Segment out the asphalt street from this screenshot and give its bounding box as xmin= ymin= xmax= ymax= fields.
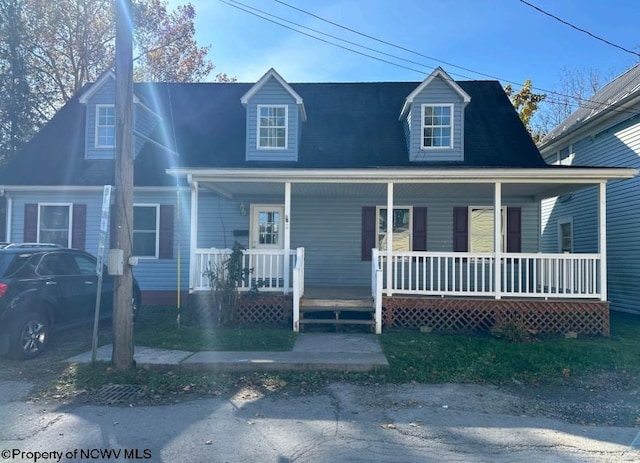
xmin=1 ymin=380 xmax=638 ymax=463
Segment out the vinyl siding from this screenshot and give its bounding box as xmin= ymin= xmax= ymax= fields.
xmin=407 ymin=76 xmax=465 ymax=162
xmin=85 ymin=79 xmax=160 ymax=160
xmin=200 ymin=195 xmax=538 ymax=288
xmin=540 ymin=113 xmax=640 ymax=313
xmin=9 ymin=189 xmax=191 ymax=293
xmin=245 ymin=77 xmax=299 ymax=162
xmin=85 ymin=83 xmax=116 ymax=159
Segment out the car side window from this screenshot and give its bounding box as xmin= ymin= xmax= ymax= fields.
xmin=38 ymin=253 xmax=79 ymax=276
xmin=73 ymin=254 xmax=97 ymax=276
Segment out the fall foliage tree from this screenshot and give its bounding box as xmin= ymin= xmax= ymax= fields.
xmin=0 ymin=0 xmax=231 ymax=159
xmin=504 ymin=79 xmax=546 ymax=142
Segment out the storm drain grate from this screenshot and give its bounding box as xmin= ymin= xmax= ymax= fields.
xmin=94 ymin=384 xmax=144 ymax=404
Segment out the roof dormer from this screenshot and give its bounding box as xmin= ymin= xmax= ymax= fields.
xmin=79 ymin=70 xmax=162 ymax=160
xmin=241 ymin=68 xmax=306 ymax=162
xmin=400 ymin=67 xmax=471 ymax=162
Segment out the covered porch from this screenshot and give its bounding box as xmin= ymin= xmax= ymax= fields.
xmin=169 ymin=167 xmax=635 ymax=335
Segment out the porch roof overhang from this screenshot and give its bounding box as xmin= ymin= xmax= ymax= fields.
xmin=166 ymin=167 xmax=637 ymax=201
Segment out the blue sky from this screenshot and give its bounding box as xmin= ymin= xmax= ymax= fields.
xmin=167 ymin=0 xmax=639 ymax=95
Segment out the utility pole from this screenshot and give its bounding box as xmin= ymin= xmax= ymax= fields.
xmin=112 ymin=0 xmax=134 ymax=370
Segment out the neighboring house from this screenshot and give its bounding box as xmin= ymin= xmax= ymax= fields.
xmin=0 ymin=67 xmax=635 ymax=334
xmin=539 ymin=64 xmax=640 ymax=315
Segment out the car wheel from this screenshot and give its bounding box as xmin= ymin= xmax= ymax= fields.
xmin=9 ymin=312 xmax=50 ymax=360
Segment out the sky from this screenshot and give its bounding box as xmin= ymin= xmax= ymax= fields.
xmin=166 ymin=0 xmax=640 ymax=97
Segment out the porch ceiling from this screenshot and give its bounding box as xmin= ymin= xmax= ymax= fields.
xmin=195 ymin=180 xmax=596 ymax=201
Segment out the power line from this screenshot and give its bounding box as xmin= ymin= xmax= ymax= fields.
xmin=219 ymin=0 xmax=639 ymax=117
xmin=224 ymin=0 xmax=447 ymax=76
xmin=219 ymin=0 xmax=428 ymax=75
xmin=268 ymin=0 xmax=622 ymax=111
xmin=518 ymin=0 xmax=640 ymax=59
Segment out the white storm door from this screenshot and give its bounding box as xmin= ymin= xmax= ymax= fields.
xmin=250 ymin=205 xmax=285 ymax=284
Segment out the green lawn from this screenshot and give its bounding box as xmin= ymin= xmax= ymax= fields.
xmin=51 ymin=306 xmax=640 ymax=398
xmin=133 ymin=305 xmax=640 ymax=385
xmin=134 ymin=305 xmax=298 ymax=352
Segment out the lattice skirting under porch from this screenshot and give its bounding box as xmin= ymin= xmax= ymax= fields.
xmin=382 ymin=297 xmax=610 ymax=336
xmin=234 ymin=294 xmax=293 ymax=324
xmin=186 ymin=292 xmax=292 ymax=326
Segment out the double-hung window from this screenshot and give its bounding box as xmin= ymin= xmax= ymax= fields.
xmin=377 ymin=207 xmax=412 ymax=251
xmin=559 ymin=219 xmax=573 ymax=252
xmin=469 ymin=207 xmax=506 ymax=252
xmin=421 ymin=104 xmax=453 ymax=149
xmin=257 ymin=105 xmax=287 ymax=149
xmin=95 ymin=105 xmax=115 ymax=148
xmin=133 ymin=205 xmax=159 ymax=258
xmin=39 ymin=204 xmax=72 ymax=247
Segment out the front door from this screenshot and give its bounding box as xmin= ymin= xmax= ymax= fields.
xmin=250 ymin=205 xmax=285 ymax=286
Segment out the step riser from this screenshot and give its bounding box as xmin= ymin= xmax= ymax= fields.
xmin=301 ymin=298 xmax=373 ymax=308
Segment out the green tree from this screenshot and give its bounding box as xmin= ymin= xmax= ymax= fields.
xmin=0 ymin=0 xmax=42 ymax=161
xmin=504 ymin=79 xmax=546 ymax=143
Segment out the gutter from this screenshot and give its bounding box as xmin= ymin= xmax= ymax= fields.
xmin=166 ymin=166 xmax=638 ymax=184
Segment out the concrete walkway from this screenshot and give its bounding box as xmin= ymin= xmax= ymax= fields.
xmin=66 ymin=333 xmax=389 ymax=372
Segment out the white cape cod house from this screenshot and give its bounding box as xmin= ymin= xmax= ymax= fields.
xmin=1 ymin=67 xmax=635 ymax=335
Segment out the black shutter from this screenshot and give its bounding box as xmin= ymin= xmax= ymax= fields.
xmin=159 ymin=205 xmax=174 ymax=259
xmin=24 ymin=204 xmax=38 ymax=242
xmin=71 ymin=204 xmax=86 ymax=250
xmin=506 ymin=207 xmax=522 ymax=252
xmin=412 ymin=207 xmax=427 ymax=251
xmin=361 ymin=206 xmax=376 ymax=261
xmin=453 ymin=207 xmax=468 ymax=252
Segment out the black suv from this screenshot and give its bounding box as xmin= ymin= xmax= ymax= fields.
xmin=0 ymin=244 xmax=141 ymax=360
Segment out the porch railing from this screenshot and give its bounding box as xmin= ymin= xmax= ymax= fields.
xmin=192 ymin=248 xmax=298 ymax=293
xmin=378 ymin=251 xmax=601 ymax=299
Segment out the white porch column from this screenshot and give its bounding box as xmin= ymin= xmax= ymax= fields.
xmin=386 ymin=182 xmax=394 ymax=296
xmin=494 ymin=182 xmax=502 ymax=299
xmin=598 ymin=181 xmax=607 ymax=301
xmin=283 ymin=181 xmax=291 ymax=294
xmin=188 ymin=176 xmax=198 ymax=292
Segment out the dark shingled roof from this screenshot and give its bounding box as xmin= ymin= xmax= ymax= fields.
xmin=0 ymin=78 xmax=548 ymax=186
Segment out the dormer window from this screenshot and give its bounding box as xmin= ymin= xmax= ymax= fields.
xmin=421 ymin=104 xmax=453 ymax=149
xmin=95 ymin=104 xmax=115 ymax=148
xmin=258 ymin=105 xmax=288 ymax=149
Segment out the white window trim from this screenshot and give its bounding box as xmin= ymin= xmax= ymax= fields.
xmin=95 ymin=104 xmax=115 ymax=149
xmin=376 ymin=206 xmax=413 ymax=252
xmin=420 ymin=103 xmax=454 ymax=150
xmin=133 ymin=203 xmax=160 ymax=259
xmin=37 ymin=203 xmax=73 ymax=248
xmin=468 ymin=206 xmax=506 ymax=253
xmin=256 ymin=104 xmax=288 ymax=150
xmin=558 ymin=217 xmax=573 ymax=253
